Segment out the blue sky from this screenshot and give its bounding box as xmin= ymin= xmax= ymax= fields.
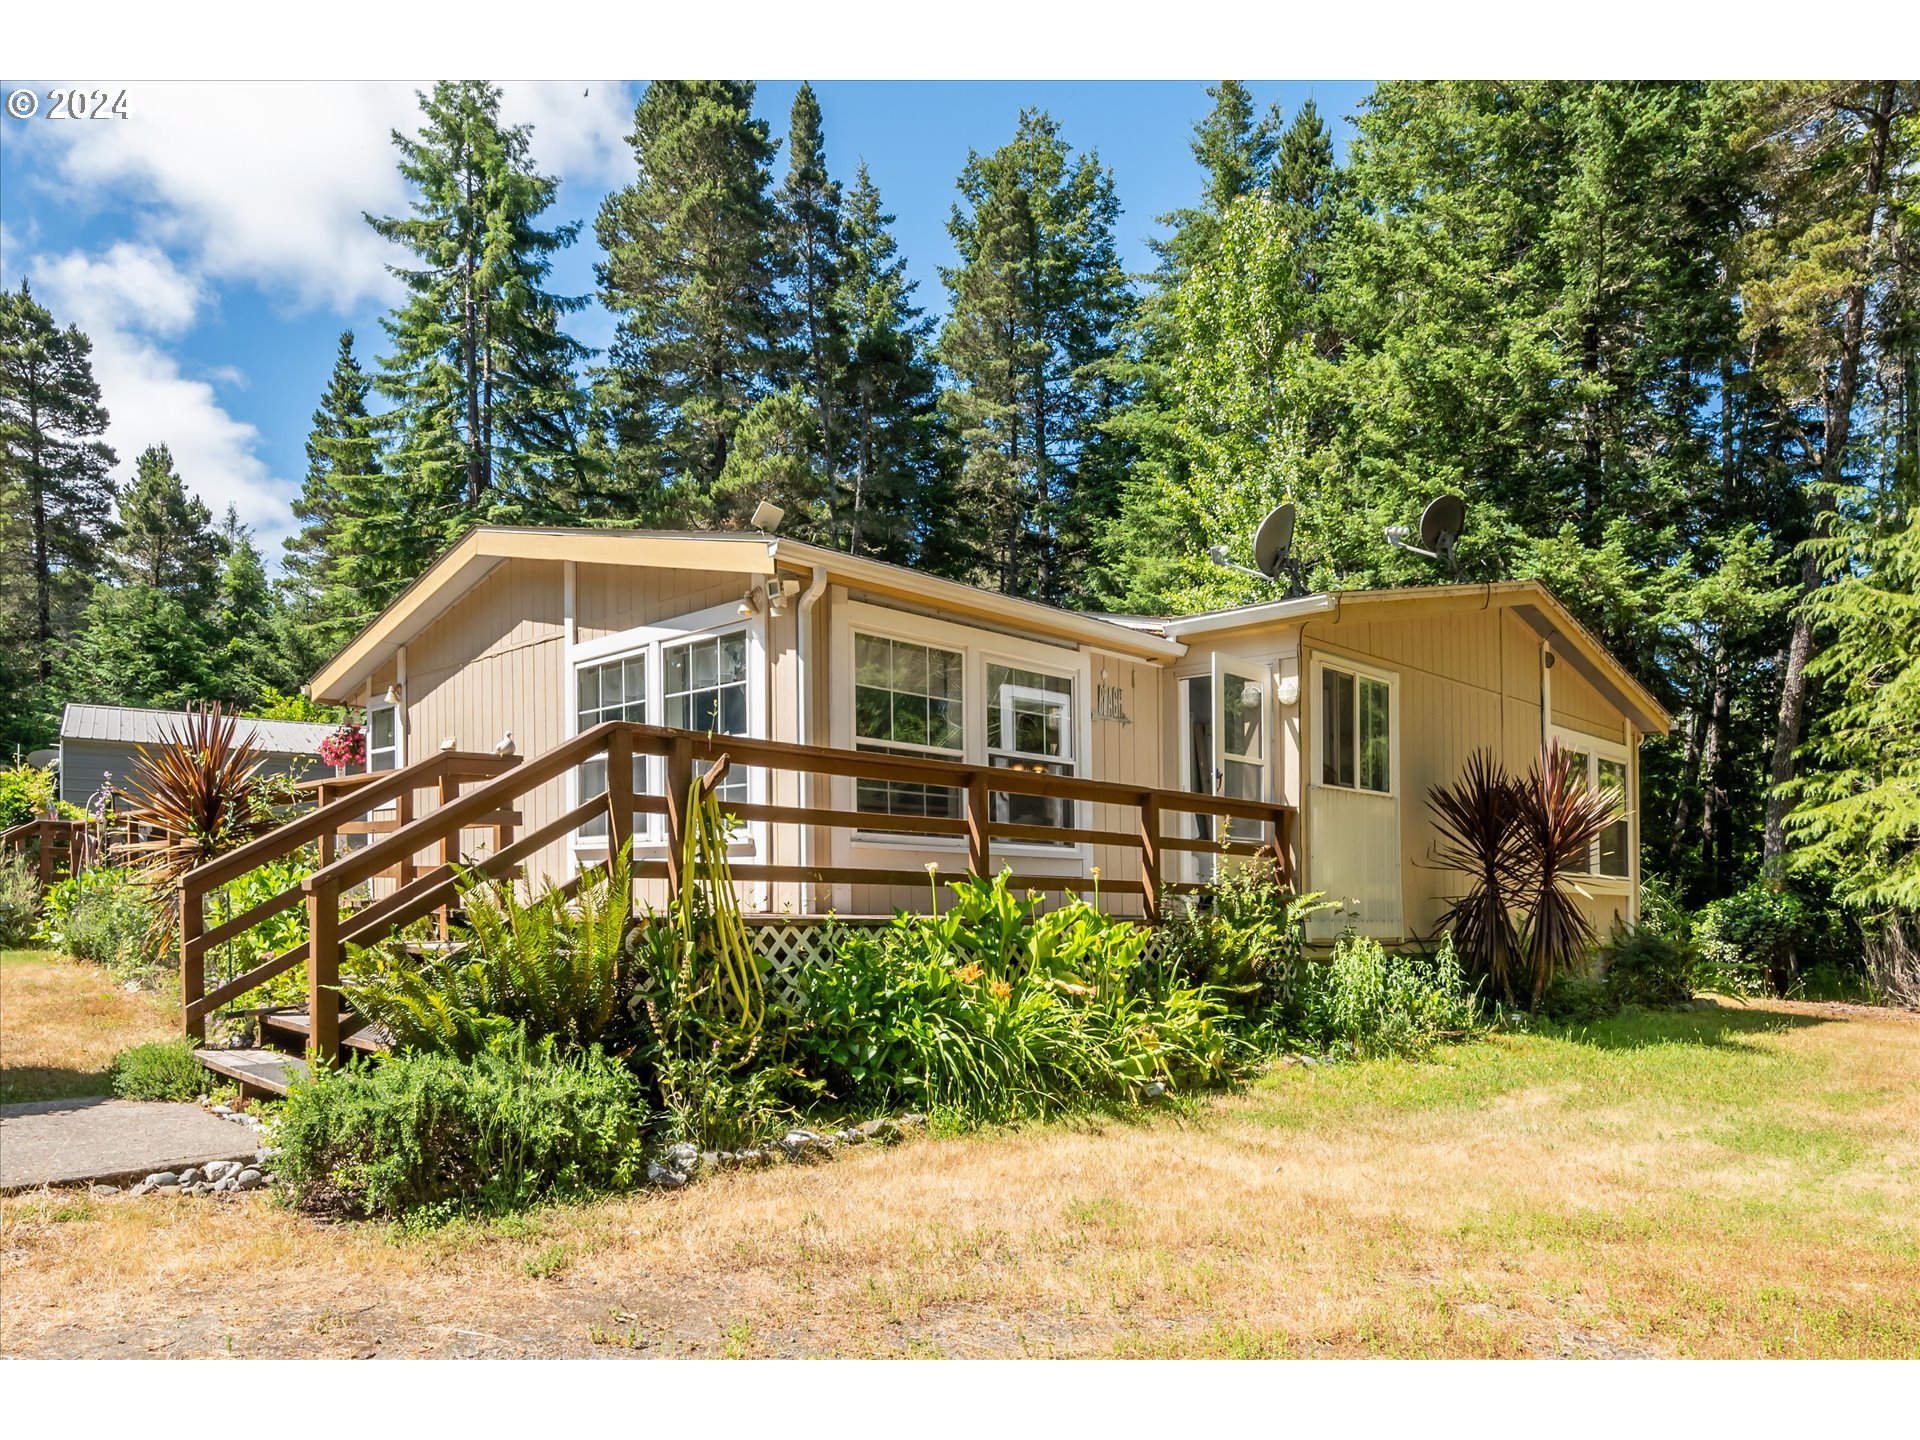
xmin=0 ymin=80 xmax=1372 ymax=562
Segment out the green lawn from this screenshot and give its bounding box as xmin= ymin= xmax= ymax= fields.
xmin=4 ymin=989 xmax=1916 ymax=1357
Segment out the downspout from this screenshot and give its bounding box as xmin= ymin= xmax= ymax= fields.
xmin=795 ymin=564 xmax=830 ymax=912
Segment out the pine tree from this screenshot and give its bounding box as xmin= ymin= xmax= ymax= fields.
xmin=938 ymin=110 xmax=1133 ymax=604
xmin=837 ymin=163 xmax=946 ymax=565
xmin=211 ymin=509 xmax=300 ymax=706
xmin=1741 ymin=81 xmax=1920 ymax=877
xmin=369 ymin=80 xmax=588 ymax=549
xmin=0 ymin=281 xmax=117 ymax=690
xmin=774 ymin=83 xmax=851 ymax=543
xmin=112 ymin=443 xmax=223 ymax=601
xmin=1152 ymin=82 xmax=1278 ymax=283
xmin=596 ymin=81 xmax=785 ymax=523
xmin=281 ymin=331 xmax=403 ymax=650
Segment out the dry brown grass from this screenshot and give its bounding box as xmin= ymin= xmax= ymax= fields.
xmin=0 ymin=950 xmax=174 ymax=1104
xmin=3 ymin=996 xmax=1917 ymax=1358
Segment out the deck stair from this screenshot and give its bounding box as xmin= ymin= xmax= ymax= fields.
xmin=193 ymin=1047 xmax=310 ymax=1099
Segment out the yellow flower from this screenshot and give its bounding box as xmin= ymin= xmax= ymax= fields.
xmin=957 ymin=962 xmax=984 ymax=985
xmin=989 ymin=979 xmax=1011 ymax=1001
xmin=1090 ymin=866 xmax=1102 ymax=880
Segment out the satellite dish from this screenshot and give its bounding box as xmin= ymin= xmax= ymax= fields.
xmin=1419 ymin=494 xmax=1466 ymax=553
xmin=1384 ymin=493 xmax=1467 ymax=576
xmin=1252 ymin=502 xmax=1296 ymax=580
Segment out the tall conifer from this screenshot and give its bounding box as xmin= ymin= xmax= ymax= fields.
xmin=596 ymin=81 xmax=786 ymax=523
xmin=939 ymin=110 xmax=1133 ymax=604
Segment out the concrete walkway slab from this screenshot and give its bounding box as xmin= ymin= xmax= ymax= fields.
xmin=0 ymin=1098 xmax=261 ymax=1191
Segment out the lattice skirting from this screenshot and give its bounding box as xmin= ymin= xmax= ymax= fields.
xmin=745 ymin=918 xmax=1175 ymax=1013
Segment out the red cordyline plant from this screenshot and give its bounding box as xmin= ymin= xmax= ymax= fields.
xmin=1426 ymin=748 xmax=1528 ymax=1006
xmin=122 ymin=704 xmax=279 ymax=906
xmin=1513 ymin=739 xmax=1619 ymax=1011
xmin=1427 ymin=739 xmax=1620 ymax=1012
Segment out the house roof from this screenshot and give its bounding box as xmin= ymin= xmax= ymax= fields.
xmin=59 ymin=704 xmax=337 ymax=755
xmin=1107 ymin=579 xmax=1671 ymax=736
xmin=307 ymin=526 xmax=1185 ymax=702
xmin=305 ymin=527 xmax=1668 ymax=737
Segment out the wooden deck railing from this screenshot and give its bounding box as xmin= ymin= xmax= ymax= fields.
xmin=182 ymin=722 xmax=1295 ymax=1064
xmin=1 ymin=817 xmax=105 ymax=884
xmin=176 ymin=750 xmax=518 ymax=1042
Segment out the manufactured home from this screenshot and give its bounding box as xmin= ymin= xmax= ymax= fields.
xmin=305 ymin=526 xmax=1669 ymax=942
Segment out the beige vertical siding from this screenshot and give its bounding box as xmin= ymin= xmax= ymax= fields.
xmin=1298 ymin=601 xmax=1638 ymax=942
xmin=402 ymin=557 xmax=570 ymax=883
xmin=574 ymin=563 xmax=744 ymax=640
xmin=1085 ymin=649 xmax=1164 ymax=917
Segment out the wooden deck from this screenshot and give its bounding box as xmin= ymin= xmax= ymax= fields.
xmin=177 ymin=722 xmax=1297 ymax=1071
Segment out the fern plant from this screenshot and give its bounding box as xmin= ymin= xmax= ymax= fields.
xmin=345 ymin=844 xmax=636 ymax=1059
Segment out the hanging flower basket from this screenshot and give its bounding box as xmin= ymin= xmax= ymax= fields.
xmin=317 ymin=723 xmax=366 ymax=772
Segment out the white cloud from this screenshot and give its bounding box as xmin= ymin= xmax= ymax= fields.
xmin=29 ymin=244 xmax=300 ymax=548
xmin=30 ymin=243 xmax=205 ymax=337
xmin=38 ymin=81 xmax=418 ymax=313
xmin=499 ymin=82 xmax=635 ymax=190
xmin=33 ymin=81 xmax=634 ymax=315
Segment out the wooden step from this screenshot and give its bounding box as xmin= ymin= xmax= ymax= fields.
xmin=194 ymin=1047 xmax=309 ymax=1098
xmin=258 ymin=1009 xmax=392 ymax=1054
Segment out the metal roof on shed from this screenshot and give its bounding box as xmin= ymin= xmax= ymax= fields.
xmin=58 ymin=705 xmax=336 ymax=755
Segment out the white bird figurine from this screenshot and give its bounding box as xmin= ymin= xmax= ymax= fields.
xmin=439 ymin=736 xmax=457 ymax=751
xmin=494 ymin=729 xmax=516 ymax=758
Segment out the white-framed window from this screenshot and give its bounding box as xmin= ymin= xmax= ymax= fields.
xmin=1554 ymin=730 xmax=1632 ymax=882
xmin=834 ymin=601 xmax=1091 ymax=852
xmin=575 ymin=653 xmax=647 ymax=840
xmin=1318 ymin=661 xmax=1392 ymax=794
xmin=663 ymin=630 xmax=750 ymax=805
xmin=567 ymin=601 xmax=764 ymax=852
xmin=853 ymin=633 xmax=965 ymax=820
xmin=367 ymin=702 xmax=402 ymax=773
xmin=986 ymin=663 xmax=1075 ymax=829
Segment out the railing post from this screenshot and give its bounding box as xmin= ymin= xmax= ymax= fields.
xmin=180 ymin=879 xmax=204 ymax=1043
xmin=965 ymin=771 xmax=991 ymax=880
xmin=437 ymin=770 xmax=459 ymax=939
xmin=663 ymin=734 xmax=693 ymax=893
xmin=39 ymin=823 xmax=54 ymax=886
xmin=1275 ymin=806 xmax=1295 ymax=888
xmin=1139 ymin=793 xmax=1162 ymax=923
xmin=606 ymin=726 xmax=634 ymax=858
xmin=306 ymin=876 xmax=340 ymax=1066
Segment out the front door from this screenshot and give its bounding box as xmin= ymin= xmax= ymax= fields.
xmin=1305 ymin=655 xmax=1403 ymax=939
xmin=1179 ymin=655 xmax=1274 ymax=883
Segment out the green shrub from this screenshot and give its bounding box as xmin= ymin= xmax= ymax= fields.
xmin=274 ymin=1032 xmax=647 ymax=1219
xmin=0 ymin=852 xmax=40 ymax=946
xmin=1697 ymin=882 xmax=1803 ymax=995
xmin=203 ymin=850 xmax=315 ymax=1007
xmin=1539 ymin=973 xmax=1619 ymax=1025
xmin=0 ymin=765 xmax=56 ymax=830
xmin=1600 ymin=925 xmax=1696 ymax=1010
xmin=107 ymin=1039 xmax=206 ymax=1101
xmin=1154 ymin=859 xmax=1327 ymax=1011
xmin=345 ymin=847 xmax=634 ymax=1060
xmin=38 ymin=866 xmax=160 ymax=978
xmin=789 ymin=872 xmax=1239 ymax=1125
xmin=1296 ymin=934 xmax=1484 ymax=1058
xmin=1637 ymin=874 xmax=1694 ymax=943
